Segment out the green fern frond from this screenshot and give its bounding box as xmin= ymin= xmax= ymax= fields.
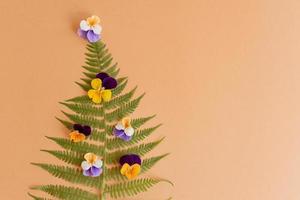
xmin=60 ymin=102 xmax=104 ymax=117
xmin=55 ymin=117 xmax=72 ymax=130
xmin=46 ymin=136 xmax=104 ymax=156
xmin=83 ymin=72 xmax=97 ymax=79
xmin=65 ymin=95 xmax=91 ymax=104
xmin=140 ymin=153 xmax=169 ymax=173
xmin=41 ymin=150 xmax=83 ymax=165
xmin=105 ymin=154 xmax=169 ymax=181
xmin=104 ymin=178 xmax=165 ymax=198
xmin=31 ymin=39 xmax=171 ymax=199
xmin=82 ymin=65 xmax=99 ymax=73
xmin=105 ymin=94 xmax=145 ymax=122
xmin=131 ymin=115 xmax=156 ymax=129
xmin=88 ymin=129 xmax=106 ymax=142
xmin=31 ymin=185 xmax=98 ymax=200
xmin=104 ymin=87 xmax=137 ymax=110
xmin=75 ymin=81 xmax=90 ymax=91
xmin=31 ymin=163 xmax=101 ymax=188
xmin=28 ymin=193 xmax=52 ymax=200
xmin=104 ymin=63 xmax=118 ymax=76
xmin=112 ymin=79 xmax=128 ymax=96
xmin=107 ymin=124 xmax=162 ymax=150
xmin=61 ymin=111 xmax=105 ymax=129
xmin=106 ymin=138 xmax=165 ymax=164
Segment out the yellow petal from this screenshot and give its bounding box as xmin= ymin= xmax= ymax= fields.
xmin=101 ymin=89 xmax=112 ymax=102
xmin=128 ymin=164 xmax=141 ymax=179
xmin=84 ymin=153 xmax=98 ymax=164
xmin=121 ymin=164 xmax=141 ymax=180
xmin=91 ymin=78 xmax=102 ymax=90
xmin=69 ymin=131 xmax=86 ymax=142
xmin=92 ymin=93 xmax=102 ymax=104
xmin=87 ymin=15 xmax=100 ymax=26
xmin=88 ymin=89 xmax=97 ymax=99
xmin=122 ymin=117 xmax=131 ymax=128
xmin=120 ymin=163 xmax=130 ymax=175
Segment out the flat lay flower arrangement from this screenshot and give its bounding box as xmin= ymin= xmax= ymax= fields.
xmin=29 ymin=15 xmax=172 ymax=200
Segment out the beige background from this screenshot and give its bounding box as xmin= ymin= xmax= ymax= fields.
xmin=1 ymin=0 xmax=300 ymax=199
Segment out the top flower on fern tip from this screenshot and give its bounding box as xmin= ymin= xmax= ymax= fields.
xmin=77 ymin=15 xmax=102 ymax=43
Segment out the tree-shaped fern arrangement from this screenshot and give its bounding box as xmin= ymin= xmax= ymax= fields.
xmin=29 ymin=15 xmax=172 ymax=200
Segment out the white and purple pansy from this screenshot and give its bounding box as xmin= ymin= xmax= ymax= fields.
xmin=81 ymin=153 xmax=103 ymax=177
xmin=113 ymin=117 xmax=134 ymax=141
xmin=78 ymin=15 xmax=102 ymax=43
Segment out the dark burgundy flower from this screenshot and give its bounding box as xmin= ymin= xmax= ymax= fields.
xmin=96 ymin=72 xmax=109 ymax=80
xmin=119 ymin=154 xmax=142 ymax=166
xmin=96 ymin=72 xmax=118 ymax=89
xmin=73 ymin=124 xmax=91 ymax=136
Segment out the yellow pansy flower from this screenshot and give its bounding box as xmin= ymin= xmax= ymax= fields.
xmin=120 ymin=163 xmax=141 ymax=180
xmin=69 ymin=131 xmax=86 ymax=142
xmin=88 ymin=78 xmax=112 ymax=104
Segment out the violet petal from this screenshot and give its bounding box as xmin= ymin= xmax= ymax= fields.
xmin=83 ymin=169 xmax=92 ymax=177
xmin=77 ymin=28 xmax=87 ymax=39
xmin=96 ymin=72 xmax=109 ymax=81
xmin=121 ymin=134 xmax=132 ymax=141
xmin=91 ymin=166 xmax=102 ymax=177
xmin=103 ymin=77 xmax=118 ymax=89
xmin=87 ymin=30 xmax=100 ymax=43
xmin=73 ymin=124 xmax=83 ymax=132
xmin=119 ymin=154 xmax=142 ymax=166
xmin=82 ymin=126 xmax=91 ymax=136
xmin=114 ymin=129 xmax=125 ymax=137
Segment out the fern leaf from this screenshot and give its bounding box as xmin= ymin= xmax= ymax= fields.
xmin=106 ymin=138 xmax=164 ymax=164
xmin=105 ymin=94 xmax=144 ymax=122
xmin=112 ymin=79 xmax=128 ymax=96
xmin=65 ymin=95 xmax=91 ymax=104
xmin=107 ymin=124 xmax=161 ymax=150
xmin=28 ymin=193 xmax=52 ymax=200
xmin=75 ymin=81 xmax=90 ymax=91
xmin=105 ymin=154 xmax=169 ymax=181
xmin=88 ymin=129 xmax=106 ymax=142
xmin=104 ymin=63 xmax=118 ymax=76
xmin=140 ymin=154 xmax=169 ymax=173
xmin=31 ymin=40 xmax=171 ymax=199
xmin=83 ymin=72 xmax=97 ymax=79
xmin=60 ymin=102 xmax=104 ymax=117
xmin=104 ymin=178 xmax=164 ymax=198
xmin=104 ymin=87 xmax=137 ymax=110
xmin=46 ymin=136 xmax=104 ymax=156
xmin=55 ymin=117 xmax=72 ymax=130
xmin=31 ymin=163 xmax=101 ymax=188
xmin=82 ymin=65 xmax=100 ymax=73
xmin=131 ymin=115 xmax=156 ymax=129
xmin=31 ymin=185 xmax=98 ymax=200
xmin=41 ymin=150 xmax=83 ymax=165
xmin=61 ymin=111 xmax=105 ymax=129
xmin=109 ymin=68 xmax=120 ymax=78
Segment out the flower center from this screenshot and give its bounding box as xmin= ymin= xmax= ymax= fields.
xmin=87 ymin=18 xmax=97 ymax=27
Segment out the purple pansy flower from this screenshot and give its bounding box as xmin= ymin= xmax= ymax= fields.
xmin=96 ymin=72 xmax=118 ymax=89
xmin=113 ymin=117 xmax=134 ymax=141
xmin=78 ymin=15 xmax=102 ymax=43
xmin=73 ymin=124 xmax=91 ymax=136
xmin=81 ymin=153 xmax=103 ymax=177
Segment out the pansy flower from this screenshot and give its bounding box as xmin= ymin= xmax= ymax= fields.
xmin=78 ymin=15 xmax=102 ymax=43
xmin=69 ymin=124 xmax=91 ymax=142
xmin=119 ymin=154 xmax=142 ymax=180
xmin=81 ymin=153 xmax=103 ymax=177
xmin=87 ymin=73 xmax=117 ymax=104
xmin=113 ymin=117 xmax=134 ymax=141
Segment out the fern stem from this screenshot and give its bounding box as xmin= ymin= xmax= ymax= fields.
xmin=98 ymin=41 xmax=107 ymax=200
xmin=99 ymin=126 xmax=107 ymax=200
